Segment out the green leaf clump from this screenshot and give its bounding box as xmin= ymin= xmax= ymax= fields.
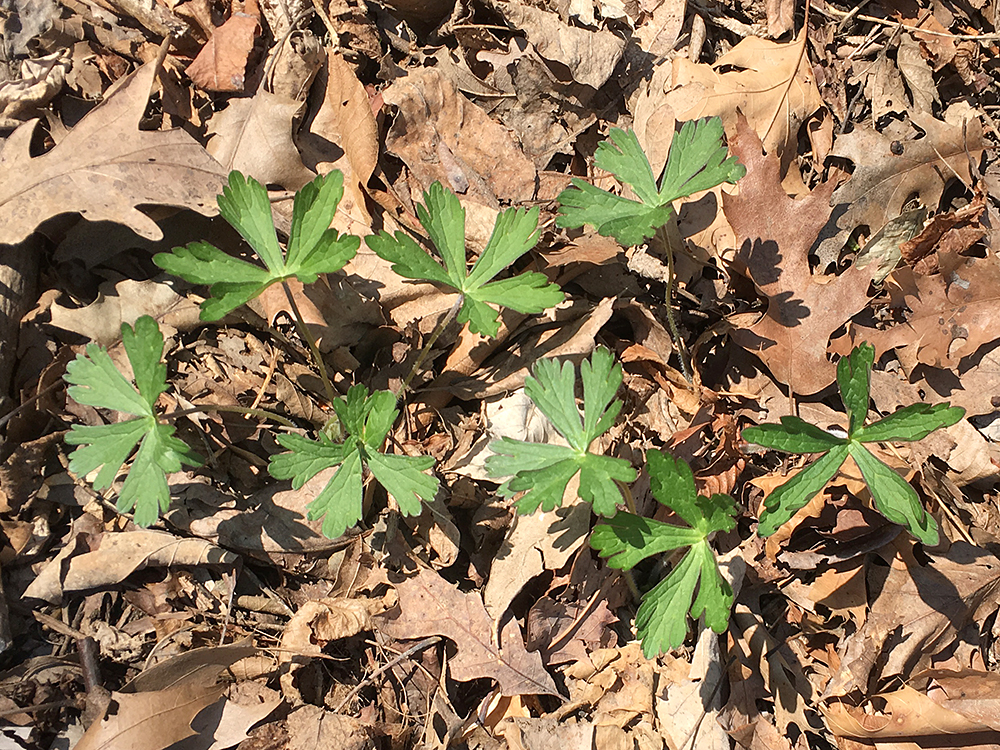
xmin=63 ymin=316 xmax=201 ymax=527
xmin=366 ymin=182 xmax=564 ymax=337
xmin=590 ymin=450 xmax=737 ymax=657
xmin=743 ymin=342 xmax=965 ymax=545
xmin=485 ymin=347 xmax=637 ymax=516
xmin=557 ymin=117 xmax=746 ymax=247
xmin=268 ymin=385 xmax=440 ymax=539
xmin=154 ymin=170 xmax=360 ymax=320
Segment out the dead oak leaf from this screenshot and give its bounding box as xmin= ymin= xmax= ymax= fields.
xmin=377 ymin=567 xmax=559 ymax=697
xmin=0 ymin=55 xmax=227 ymax=246
xmin=856 ymin=252 xmax=1000 ymax=368
xmin=723 ymin=115 xmax=878 ymax=395
xmin=829 ymin=113 xmax=986 ymax=235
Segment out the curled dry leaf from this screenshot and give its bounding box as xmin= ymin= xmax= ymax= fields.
xmin=0 ymin=53 xmax=227 ymax=245
xmin=24 ymin=529 xmax=236 ymax=604
xmin=279 ymin=597 xmax=375 ymax=703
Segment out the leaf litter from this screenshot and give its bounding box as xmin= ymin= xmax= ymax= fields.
xmin=3 ymin=0 xmax=1000 ymax=749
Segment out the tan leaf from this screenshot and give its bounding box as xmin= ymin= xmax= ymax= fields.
xmin=0 ymin=54 xmax=226 ymax=246
xmin=378 ymin=567 xmax=559 ymax=697
xmin=186 ymin=12 xmax=261 ymax=92
xmin=206 ymin=89 xmax=315 ymax=190
xmin=829 ymin=113 xmax=986 ymax=236
xmin=49 ymin=278 xmax=202 ymax=347
xmin=664 ymin=31 xmax=823 ymax=175
xmin=24 ymin=529 xmax=237 ymax=604
xmin=723 ymin=115 xmax=877 ymax=394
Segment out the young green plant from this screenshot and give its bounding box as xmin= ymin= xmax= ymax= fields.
xmin=590 ymin=450 xmax=737 ymax=657
xmin=556 ymin=118 xmax=745 ymax=377
xmin=485 ymin=347 xmax=637 ymax=516
xmin=743 ymin=342 xmax=965 ymax=545
xmin=63 ymin=316 xmax=202 ymax=527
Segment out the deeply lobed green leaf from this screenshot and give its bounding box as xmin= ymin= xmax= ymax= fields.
xmin=556 ymin=118 xmax=744 ymax=248
xmin=486 ymin=347 xmax=636 ymax=516
xmin=268 ymin=385 xmax=440 ymax=539
xmin=591 ymin=450 xmax=736 ymax=655
xmin=154 ymin=171 xmax=358 ymax=321
xmin=63 ymin=316 xmax=201 ymax=526
xmin=367 ymin=181 xmax=562 ymax=337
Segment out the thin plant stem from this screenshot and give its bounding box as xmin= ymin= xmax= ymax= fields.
xmin=395 ymin=295 xmax=463 ymax=400
xmin=280 ymin=280 xmax=338 ymax=407
xmin=656 ymin=225 xmax=693 ymax=382
xmin=164 ymin=404 xmax=296 ymax=428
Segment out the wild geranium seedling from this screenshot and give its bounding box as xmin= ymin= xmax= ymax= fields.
xmin=743 ymin=342 xmax=965 ymax=545
xmin=154 ymin=170 xmax=360 ymax=321
xmin=268 ymin=384 xmax=440 ymax=539
xmin=591 ymin=451 xmax=736 ymax=657
xmin=366 ymin=182 xmax=564 ymax=338
xmin=63 ymin=315 xmax=201 ymax=527
xmin=485 ymin=347 xmax=637 ymax=516
xmin=556 ymin=117 xmax=746 ymax=247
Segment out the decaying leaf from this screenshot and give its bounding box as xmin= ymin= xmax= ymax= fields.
xmin=378 ymin=567 xmax=559 ymax=697
xmin=829 ymin=113 xmax=986 ymax=236
xmin=0 ymin=53 xmax=227 ymax=245
xmin=723 ymin=115 xmax=878 ymax=394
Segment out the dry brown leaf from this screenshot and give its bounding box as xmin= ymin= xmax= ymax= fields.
xmin=378 ymin=567 xmax=559 ymax=697
xmin=206 ymin=89 xmax=315 ymax=190
xmin=24 ymin=529 xmax=237 ymax=604
xmin=488 ymin=1 xmax=625 ymax=89
xmin=0 ymin=50 xmax=70 ymax=129
xmin=186 ymin=12 xmax=261 ymax=92
xmin=49 ymin=278 xmax=203 ymax=347
xmin=299 ymin=50 xmax=379 ymax=238
xmin=382 ymin=66 xmax=536 ymax=206
xmin=826 ymin=542 xmax=1000 ymax=698
xmin=860 ymin=252 xmax=1000 ymax=368
xmin=286 ymin=705 xmax=371 ymax=750
xmin=723 ymin=115 xmax=877 ymax=394
xmin=0 ymin=54 xmax=226 ymax=246
xmin=828 ymin=113 xmax=986 ymax=236
xmin=822 ymin=683 xmax=995 ymax=738
xmin=75 ymin=642 xmax=256 ymax=750
xmin=919 ymin=669 xmax=1000 ymax=731
xmin=664 ymin=31 xmax=823 ymax=177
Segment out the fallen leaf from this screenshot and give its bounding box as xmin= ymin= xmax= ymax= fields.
xmin=0 ymin=53 xmax=227 ymax=245
xmin=286 ymin=705 xmax=371 ymax=750
xmin=723 ymin=115 xmax=877 ymax=394
xmin=488 ymin=1 xmax=625 ymax=89
xmin=828 ymin=113 xmax=986 ymax=237
xmin=920 ymin=669 xmax=1000 ymax=731
xmin=206 ymin=89 xmax=315 ymax=190
xmin=382 ymin=66 xmax=536 ymax=206
xmin=186 ymin=12 xmax=261 ymax=92
xmin=860 ymin=252 xmax=1000 ymax=368
xmin=49 ymin=278 xmax=203 ymax=347
xmin=664 ymin=31 xmax=824 ymax=178
xmin=377 ymin=567 xmax=559 ymax=697
xmin=25 ymin=529 xmax=237 ymax=604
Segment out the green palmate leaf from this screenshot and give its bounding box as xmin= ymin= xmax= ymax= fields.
xmin=154 ymin=170 xmax=359 ymax=321
xmin=838 ymin=341 xmax=875 ymax=434
xmin=747 ymin=342 xmax=964 ymax=543
xmin=63 ymin=316 xmax=201 ymax=526
xmin=742 ymin=417 xmax=848 ymax=454
xmin=756 ymin=444 xmax=850 ymax=537
xmin=268 ymin=385 xmax=439 ymax=539
xmin=590 ymin=450 xmax=736 ymax=656
xmin=486 ymin=347 xmax=636 ymax=516
xmin=367 ymin=182 xmax=563 ymax=337
xmin=849 ymin=443 xmax=939 ymax=545
xmin=856 ymin=403 xmax=965 ymax=443
xmin=556 ymin=118 xmax=745 ymax=248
